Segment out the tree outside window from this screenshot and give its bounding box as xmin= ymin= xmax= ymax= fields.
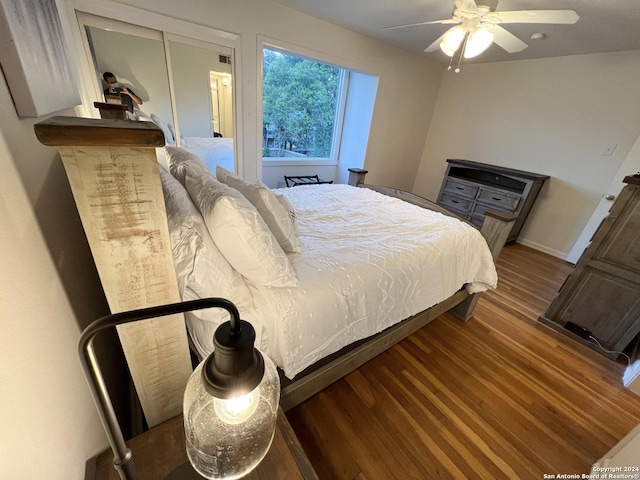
xmin=263 ymin=48 xmax=343 ymax=159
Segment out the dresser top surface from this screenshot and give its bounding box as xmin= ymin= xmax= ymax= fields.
xmin=446 ymin=159 xmax=550 ymax=181
xmin=624 ymin=175 xmax=640 ymax=186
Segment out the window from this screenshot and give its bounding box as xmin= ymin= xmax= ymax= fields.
xmin=262 ymin=48 xmax=347 ymax=161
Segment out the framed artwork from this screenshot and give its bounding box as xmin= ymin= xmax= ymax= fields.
xmin=0 ymin=0 xmax=81 ymax=117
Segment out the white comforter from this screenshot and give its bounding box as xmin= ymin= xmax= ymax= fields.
xmin=247 ymin=184 xmax=497 ymax=378
xmin=181 ymin=137 xmax=234 ymax=173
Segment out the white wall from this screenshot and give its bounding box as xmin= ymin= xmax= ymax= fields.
xmin=0 ymin=150 xmax=106 ymax=478
xmin=263 ymin=164 xmax=338 ymax=188
xmin=0 ymin=27 xmax=107 ymax=480
xmin=414 ymin=51 xmax=640 ymax=258
xmin=568 ymin=130 xmax=640 ymax=263
xmin=336 ymin=71 xmax=379 ymax=185
xmin=169 ymin=40 xmax=232 ymax=138
xmin=85 ymin=0 xmax=443 ymax=189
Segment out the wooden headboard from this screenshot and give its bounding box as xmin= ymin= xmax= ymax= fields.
xmin=35 ymin=116 xmax=192 ymax=427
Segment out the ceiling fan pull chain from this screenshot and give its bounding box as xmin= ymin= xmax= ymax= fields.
xmin=447 ymin=54 xmax=455 ymax=71
xmin=455 ymin=33 xmax=469 ymax=72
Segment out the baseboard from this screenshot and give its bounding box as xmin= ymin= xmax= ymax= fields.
xmin=538 ymin=315 xmax=619 ymax=360
xmin=623 ymin=341 xmax=640 ymax=394
xmin=591 ymin=423 xmax=640 ymax=472
xmin=515 ymin=238 xmax=569 ymax=261
xmin=623 ymin=365 xmax=640 ymax=394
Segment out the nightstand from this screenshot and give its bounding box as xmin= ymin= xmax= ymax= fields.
xmin=85 ymin=407 xmax=318 ymax=480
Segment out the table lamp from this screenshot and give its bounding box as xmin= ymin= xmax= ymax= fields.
xmin=79 ymin=298 xmax=280 ymax=480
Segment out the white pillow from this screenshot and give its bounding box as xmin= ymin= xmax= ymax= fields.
xmin=166 ymin=146 xmax=210 ymax=185
xmin=216 ymin=166 xmax=301 ymax=254
xmin=215 ymin=164 xmax=233 ymax=184
xmin=151 ymin=113 xmax=175 ymax=146
xmin=159 ymin=167 xmax=256 ymax=357
xmin=273 ymin=191 xmax=300 ymax=236
xmin=134 ymin=110 xmax=153 ymax=122
xmin=183 ymin=165 xmax=298 ymax=288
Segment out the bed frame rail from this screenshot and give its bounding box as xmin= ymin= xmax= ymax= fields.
xmin=280 ymin=290 xmax=467 ymax=410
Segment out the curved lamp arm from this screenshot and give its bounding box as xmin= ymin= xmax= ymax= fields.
xmin=78 ymin=298 xmax=241 ymax=480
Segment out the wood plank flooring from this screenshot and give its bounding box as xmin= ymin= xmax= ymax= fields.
xmin=286 ymin=243 xmax=640 ymax=480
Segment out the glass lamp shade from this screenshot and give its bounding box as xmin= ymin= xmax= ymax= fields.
xmin=183 ymin=350 xmax=280 ymax=480
xmin=463 ymin=27 xmax=494 ymax=58
xmin=440 ymin=25 xmax=467 ymax=57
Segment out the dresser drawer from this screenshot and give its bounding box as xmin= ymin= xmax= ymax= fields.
xmin=440 ymin=192 xmax=472 ymax=213
xmin=469 ymin=213 xmax=485 ymax=227
xmin=476 ymin=187 xmax=521 ymax=211
xmin=442 ymin=179 xmax=479 ymax=199
xmin=472 ymin=203 xmax=502 ymax=216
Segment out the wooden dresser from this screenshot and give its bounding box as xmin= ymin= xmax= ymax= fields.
xmin=436 ymin=159 xmax=549 ymax=242
xmin=539 ymin=176 xmax=640 ymax=357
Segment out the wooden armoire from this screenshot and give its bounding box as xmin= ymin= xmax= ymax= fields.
xmin=539 ymin=175 xmax=640 ymax=358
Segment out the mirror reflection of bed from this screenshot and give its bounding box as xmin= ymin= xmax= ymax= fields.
xmin=179 ymin=135 xmax=235 ymax=173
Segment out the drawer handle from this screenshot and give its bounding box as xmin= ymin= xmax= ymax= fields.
xmin=491 ymin=196 xmax=503 ymax=201
xmin=451 ymin=199 xmax=459 ymax=203
xmin=455 ymin=186 xmax=464 ymax=190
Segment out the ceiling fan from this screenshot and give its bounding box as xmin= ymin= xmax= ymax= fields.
xmin=383 ymin=0 xmax=579 ymax=70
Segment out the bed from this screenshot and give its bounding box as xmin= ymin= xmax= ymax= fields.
xmin=143 ymin=111 xmax=235 ymax=173
xmin=34 ymin=117 xmax=515 ymax=425
xmin=162 ymin=148 xmax=498 ymax=375
xmin=180 ymin=136 xmax=234 ymax=173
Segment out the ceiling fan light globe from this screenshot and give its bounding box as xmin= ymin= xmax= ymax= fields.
xmin=441 ymin=25 xmax=466 ymax=56
xmin=464 ymin=27 xmax=494 ymax=58
xmin=440 ymin=42 xmax=456 ymax=57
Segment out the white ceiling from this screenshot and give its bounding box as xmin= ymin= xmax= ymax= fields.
xmin=272 ymin=0 xmax=640 ymax=65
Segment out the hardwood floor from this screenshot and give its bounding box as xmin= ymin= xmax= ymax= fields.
xmin=286 ymin=243 xmax=640 ymax=480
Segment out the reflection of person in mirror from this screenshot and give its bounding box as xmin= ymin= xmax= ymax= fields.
xmin=103 ymin=72 xmax=142 ymax=113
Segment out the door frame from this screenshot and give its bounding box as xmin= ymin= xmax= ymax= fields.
xmin=567 ymin=132 xmax=640 ymax=264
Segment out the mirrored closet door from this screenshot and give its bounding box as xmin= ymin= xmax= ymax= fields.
xmin=77 ymin=12 xmax=237 ymax=173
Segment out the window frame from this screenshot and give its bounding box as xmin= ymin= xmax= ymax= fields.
xmin=261 ymin=45 xmax=349 ymax=166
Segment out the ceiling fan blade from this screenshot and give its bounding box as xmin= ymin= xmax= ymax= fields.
xmin=424 ymin=34 xmax=446 ymax=53
xmin=492 ymin=25 xmax=528 ymax=53
xmin=495 ymin=10 xmax=579 ymax=24
xmin=382 ymin=18 xmax=459 ymax=30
